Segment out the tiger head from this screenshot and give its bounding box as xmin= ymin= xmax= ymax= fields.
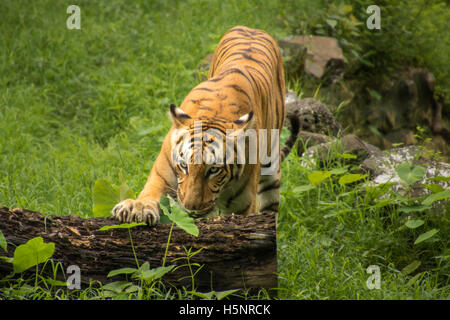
xmin=169 ymin=104 xmax=254 ymax=217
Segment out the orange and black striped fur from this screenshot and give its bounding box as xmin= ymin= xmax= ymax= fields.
xmin=113 ymin=26 xmax=299 ymax=225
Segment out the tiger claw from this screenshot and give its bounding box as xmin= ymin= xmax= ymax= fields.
xmin=112 ymin=199 xmax=161 ymax=226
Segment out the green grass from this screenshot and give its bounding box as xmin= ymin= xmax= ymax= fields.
xmin=0 ymin=0 xmax=448 ymax=299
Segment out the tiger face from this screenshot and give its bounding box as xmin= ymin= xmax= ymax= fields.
xmin=169 ymin=104 xmax=253 ymax=217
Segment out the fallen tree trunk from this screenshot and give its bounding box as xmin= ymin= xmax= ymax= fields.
xmin=0 ymin=206 xmax=277 ymax=294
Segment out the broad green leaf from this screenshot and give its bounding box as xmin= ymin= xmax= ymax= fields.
xmin=159 ymin=195 xmax=170 ymax=209
xmin=424 ymin=184 xmax=444 ymax=194
xmin=93 ymin=177 xmax=136 ymax=218
xmin=136 ymin=265 xmax=175 ymax=282
xmin=404 ymin=219 xmax=425 ymax=229
xmin=188 ymin=289 xmax=239 ymax=300
xmin=119 ymin=182 xmax=135 ymax=202
xmin=395 ymin=163 xmax=426 ymax=185
xmin=0 ymin=230 xmax=6 ymax=252
xmin=102 ymin=281 xmax=132 ymax=293
xmin=188 ymin=291 xmax=215 ymax=300
xmin=414 ymin=229 xmax=439 ymax=245
xmin=13 ymin=237 xmax=55 ymax=273
xmin=125 ymin=285 xmax=140 ymax=293
xmin=399 ymin=205 xmax=431 ymax=214
xmin=338 ymin=153 xmax=357 ymax=159
xmin=401 ymin=260 xmax=421 ymax=275
xmin=307 ymin=171 xmax=331 ymax=186
xmin=99 ymin=222 xmax=146 ymax=231
xmin=159 ymin=211 xmax=171 ymax=224
xmin=293 ymin=185 xmax=316 ymax=193
xmin=162 ymin=205 xmax=199 ymax=237
xmin=330 ymin=167 xmax=348 ymax=175
xmin=107 ymin=267 xmax=138 ymax=278
xmin=429 ymin=176 xmax=450 ymax=182
xmin=118 ymin=169 xmax=136 ymax=201
xmin=338 ymin=174 xmax=367 ymax=185
xmin=214 ymin=289 xmax=240 ymax=300
xmin=159 ymin=195 xmax=172 ymax=224
xmin=93 ymin=179 xmax=120 ymax=217
xmin=326 ymin=19 xmax=337 ymax=29
xmin=422 ymin=189 xmax=450 ymax=206
xmin=137 ymin=261 xmax=150 ymax=273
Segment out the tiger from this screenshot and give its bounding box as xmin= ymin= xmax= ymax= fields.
xmin=112 ymin=26 xmax=300 ymax=225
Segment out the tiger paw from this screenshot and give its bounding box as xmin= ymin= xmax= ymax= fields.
xmin=112 ymin=199 xmax=161 ymax=226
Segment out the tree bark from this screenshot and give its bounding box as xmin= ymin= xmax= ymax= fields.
xmin=0 ymin=206 xmax=277 ymax=294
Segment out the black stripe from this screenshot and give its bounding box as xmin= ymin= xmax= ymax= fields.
xmin=208 ymin=76 xmax=224 ymax=83
xmin=229 ymin=27 xmax=257 ymax=34
xmin=204 ymin=139 xmax=222 ymax=153
xmin=224 ymin=84 xmax=251 ymax=102
xmin=155 ymin=168 xmax=172 ymax=189
xmin=228 ymin=51 xmax=273 ymax=76
xmin=214 ymin=42 xmax=240 ymax=69
xmin=238 ymin=46 xmax=276 ymax=69
xmin=217 ymin=68 xmax=253 ymax=86
xmin=192 ymin=87 xmax=214 ymax=92
xmin=235 ymin=201 xmax=252 ymax=215
xmin=246 ymin=71 xmax=263 ymax=106
xmin=219 ymin=36 xmax=248 ymax=46
xmin=226 ymin=176 xmax=249 ymax=208
xmin=245 ymin=65 xmax=271 ymax=93
xmin=258 ymin=182 xmax=280 ymax=194
xmin=260 ymin=202 xmax=279 ymax=213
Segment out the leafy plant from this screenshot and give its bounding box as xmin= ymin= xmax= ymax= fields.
xmin=395 ymin=163 xmax=427 ymax=186
xmin=188 ymin=289 xmax=239 ymax=300
xmin=93 ymin=170 xmax=136 ymax=218
xmin=11 ymin=237 xmax=55 ymax=274
xmin=173 ymin=247 xmax=204 ymax=291
xmin=0 ymin=230 xmax=7 ymax=253
xmin=160 ymin=196 xmax=199 ymax=237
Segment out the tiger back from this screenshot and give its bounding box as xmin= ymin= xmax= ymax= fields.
xmin=112 ymin=26 xmax=295 ymax=225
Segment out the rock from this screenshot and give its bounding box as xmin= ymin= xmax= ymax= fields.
xmin=362 ymin=146 xmax=450 ymax=198
xmin=277 ymin=37 xmax=307 ymax=79
xmin=297 ymin=131 xmax=332 ymax=151
xmin=384 ymin=129 xmax=417 ymax=147
xmin=302 ymin=134 xmax=382 ymax=165
xmin=279 ymin=35 xmax=345 ymax=83
xmin=285 ymin=90 xmax=341 ymax=136
xmin=365 ymin=67 xmax=447 ymax=140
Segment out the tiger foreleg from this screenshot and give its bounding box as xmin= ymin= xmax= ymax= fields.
xmin=257 ymin=171 xmax=281 ymax=214
xmin=112 ymin=150 xmax=176 ymax=226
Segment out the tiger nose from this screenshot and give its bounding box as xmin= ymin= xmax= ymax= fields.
xmin=183 ymin=199 xmax=198 ymax=211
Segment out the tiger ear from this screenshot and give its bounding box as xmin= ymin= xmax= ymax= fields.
xmin=234 ymin=111 xmax=254 ymax=129
xmin=169 ymin=104 xmax=192 ymax=128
